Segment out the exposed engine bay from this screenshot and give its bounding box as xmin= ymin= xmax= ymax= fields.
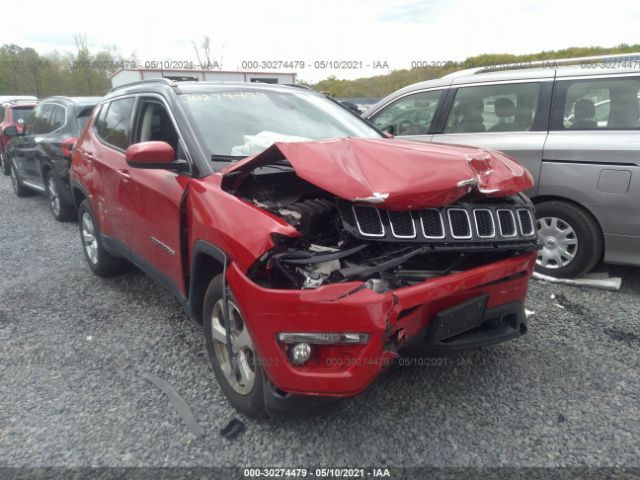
xmin=223 ymin=167 xmax=540 ymax=291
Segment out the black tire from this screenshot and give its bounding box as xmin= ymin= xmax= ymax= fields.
xmin=535 ymin=200 xmax=603 ymax=278
xmin=203 ymin=274 xmax=266 ymax=418
xmin=78 ymin=199 xmax=128 ymax=277
xmin=45 ymin=170 xmax=75 ymax=222
xmin=10 ymin=160 xmax=33 ymax=197
xmin=0 ymin=151 xmax=10 ymax=176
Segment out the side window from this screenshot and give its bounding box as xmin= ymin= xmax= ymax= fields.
xmin=134 ymin=99 xmax=179 ymax=156
xmin=32 ymin=104 xmax=55 ymax=135
xmin=370 ymin=90 xmax=442 ymax=135
xmin=94 ymin=104 xmax=108 ymax=138
xmin=557 ymin=77 xmax=640 ymax=130
xmin=444 ymin=83 xmax=541 ymax=133
xmin=97 ymin=97 xmax=135 ymax=150
xmin=49 ymin=105 xmax=66 ymax=131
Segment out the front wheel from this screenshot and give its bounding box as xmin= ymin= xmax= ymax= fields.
xmin=203 ymin=274 xmax=266 ymax=418
xmin=10 ymin=160 xmax=32 ymax=197
xmin=535 ymin=200 xmax=603 ymax=278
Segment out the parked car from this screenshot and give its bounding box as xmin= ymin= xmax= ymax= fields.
xmin=0 ymin=99 xmax=37 ymax=175
xmin=364 ymin=54 xmax=640 ymax=278
xmin=70 ymin=79 xmax=538 ymax=417
xmin=4 ymin=96 xmax=101 ymax=221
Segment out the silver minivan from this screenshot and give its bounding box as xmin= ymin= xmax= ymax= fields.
xmin=364 ymin=54 xmax=640 ymax=278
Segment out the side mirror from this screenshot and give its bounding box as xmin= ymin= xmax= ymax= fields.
xmin=125 ymin=141 xmax=188 ymax=171
xmin=3 ymin=126 xmax=19 ymax=137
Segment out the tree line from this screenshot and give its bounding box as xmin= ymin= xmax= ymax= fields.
xmin=0 ymin=36 xmax=133 ymax=97
xmin=307 ymin=44 xmax=640 ymax=98
xmin=1 ymin=41 xmax=639 ymax=99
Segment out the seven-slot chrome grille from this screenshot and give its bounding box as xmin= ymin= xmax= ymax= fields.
xmin=339 ymin=200 xmax=536 ymax=244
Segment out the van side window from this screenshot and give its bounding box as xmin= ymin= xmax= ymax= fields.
xmin=444 ymin=83 xmax=541 ymax=133
xmin=96 ymin=98 xmax=135 ymax=150
xmin=370 ymin=90 xmax=442 ymax=135
xmin=558 ymin=77 xmax=640 ymax=130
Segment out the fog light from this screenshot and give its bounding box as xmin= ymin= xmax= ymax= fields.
xmin=290 ymin=343 xmax=312 ymax=365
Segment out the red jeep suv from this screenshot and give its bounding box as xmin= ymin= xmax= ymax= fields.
xmin=70 ymin=79 xmax=538 ymax=417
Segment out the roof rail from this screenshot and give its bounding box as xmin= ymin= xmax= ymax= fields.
xmin=282 ymin=83 xmax=313 ymax=91
xmin=443 ymin=51 xmax=640 ymax=78
xmin=108 ymin=77 xmax=177 ymax=93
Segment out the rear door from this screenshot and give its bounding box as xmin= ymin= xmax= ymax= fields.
xmin=14 ymin=104 xmax=53 ymax=187
xmin=431 ymin=80 xmax=552 ymax=196
xmin=80 ymin=97 xmax=137 ymax=243
xmin=541 ymin=73 xmax=640 ymax=261
xmin=34 ymin=103 xmax=67 ymax=182
xmin=114 ymin=96 xmax=191 ymax=296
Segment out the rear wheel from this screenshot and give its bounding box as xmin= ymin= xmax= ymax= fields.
xmin=10 ymin=160 xmax=32 ymax=197
xmin=46 ymin=170 xmax=75 ymax=222
xmin=0 ymin=151 xmax=10 ymax=175
xmin=78 ymin=199 xmax=127 ymax=277
xmin=535 ymin=200 xmax=602 ymax=278
xmin=203 ymin=274 xmax=266 ymax=418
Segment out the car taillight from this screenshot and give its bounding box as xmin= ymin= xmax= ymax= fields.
xmin=61 ymin=137 xmax=78 ymax=159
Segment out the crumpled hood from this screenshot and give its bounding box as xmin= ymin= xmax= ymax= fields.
xmin=222 ymin=137 xmax=533 ymax=209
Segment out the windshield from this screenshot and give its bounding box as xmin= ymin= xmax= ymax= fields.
xmin=11 ymin=106 xmax=34 ymax=123
xmin=179 ymin=89 xmax=381 ymax=159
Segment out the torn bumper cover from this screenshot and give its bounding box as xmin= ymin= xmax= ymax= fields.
xmin=227 ymin=251 xmax=535 ymax=397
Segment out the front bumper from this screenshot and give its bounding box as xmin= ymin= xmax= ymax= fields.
xmin=227 ymin=251 xmax=536 ymax=397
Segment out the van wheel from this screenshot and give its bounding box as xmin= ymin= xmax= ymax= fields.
xmin=46 ymin=170 xmax=75 ymax=222
xmin=535 ymin=200 xmax=602 ymax=278
xmin=203 ymin=274 xmax=266 ymax=418
xmin=10 ymin=161 xmax=32 ymax=197
xmin=78 ymin=199 xmax=127 ymax=277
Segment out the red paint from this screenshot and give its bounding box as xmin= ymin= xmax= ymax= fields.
xmin=226 ymin=252 xmax=535 ymax=395
xmin=71 ymin=108 xmax=537 ymax=400
xmin=125 ymin=141 xmax=175 ymax=164
xmin=0 ymin=103 xmax=37 ymax=158
xmin=224 ymin=137 xmax=533 ymax=210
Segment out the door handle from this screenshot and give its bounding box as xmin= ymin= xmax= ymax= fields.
xmin=117 ymin=169 xmax=131 ymax=179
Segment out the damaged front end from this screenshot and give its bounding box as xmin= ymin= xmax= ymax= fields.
xmin=222 ymin=137 xmax=539 ymax=292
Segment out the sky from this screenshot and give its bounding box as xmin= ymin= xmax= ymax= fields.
xmin=4 ymin=0 xmax=640 ymax=82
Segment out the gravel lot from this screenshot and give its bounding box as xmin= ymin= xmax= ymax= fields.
xmin=0 ymin=173 xmax=639 ymax=471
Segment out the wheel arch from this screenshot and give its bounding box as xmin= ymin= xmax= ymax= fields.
xmin=188 ymin=240 xmax=227 ymax=325
xmin=70 ymin=181 xmax=89 ymax=211
xmin=531 ymin=195 xmax=604 ymax=233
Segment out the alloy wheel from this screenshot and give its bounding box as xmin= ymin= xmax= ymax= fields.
xmin=10 ymin=165 xmax=19 ymax=193
xmin=536 ymin=216 xmax=578 ymax=269
xmin=210 ymin=298 xmax=256 ymax=395
xmin=81 ymin=212 xmax=99 ymax=265
xmin=47 ymin=176 xmax=61 ymax=217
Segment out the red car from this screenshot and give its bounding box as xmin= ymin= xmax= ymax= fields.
xmin=70 ymin=79 xmax=538 ymax=417
xmin=0 ymin=99 xmax=37 ymax=175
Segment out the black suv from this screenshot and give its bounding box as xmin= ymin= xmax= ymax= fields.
xmin=5 ymin=96 xmax=101 ymax=221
